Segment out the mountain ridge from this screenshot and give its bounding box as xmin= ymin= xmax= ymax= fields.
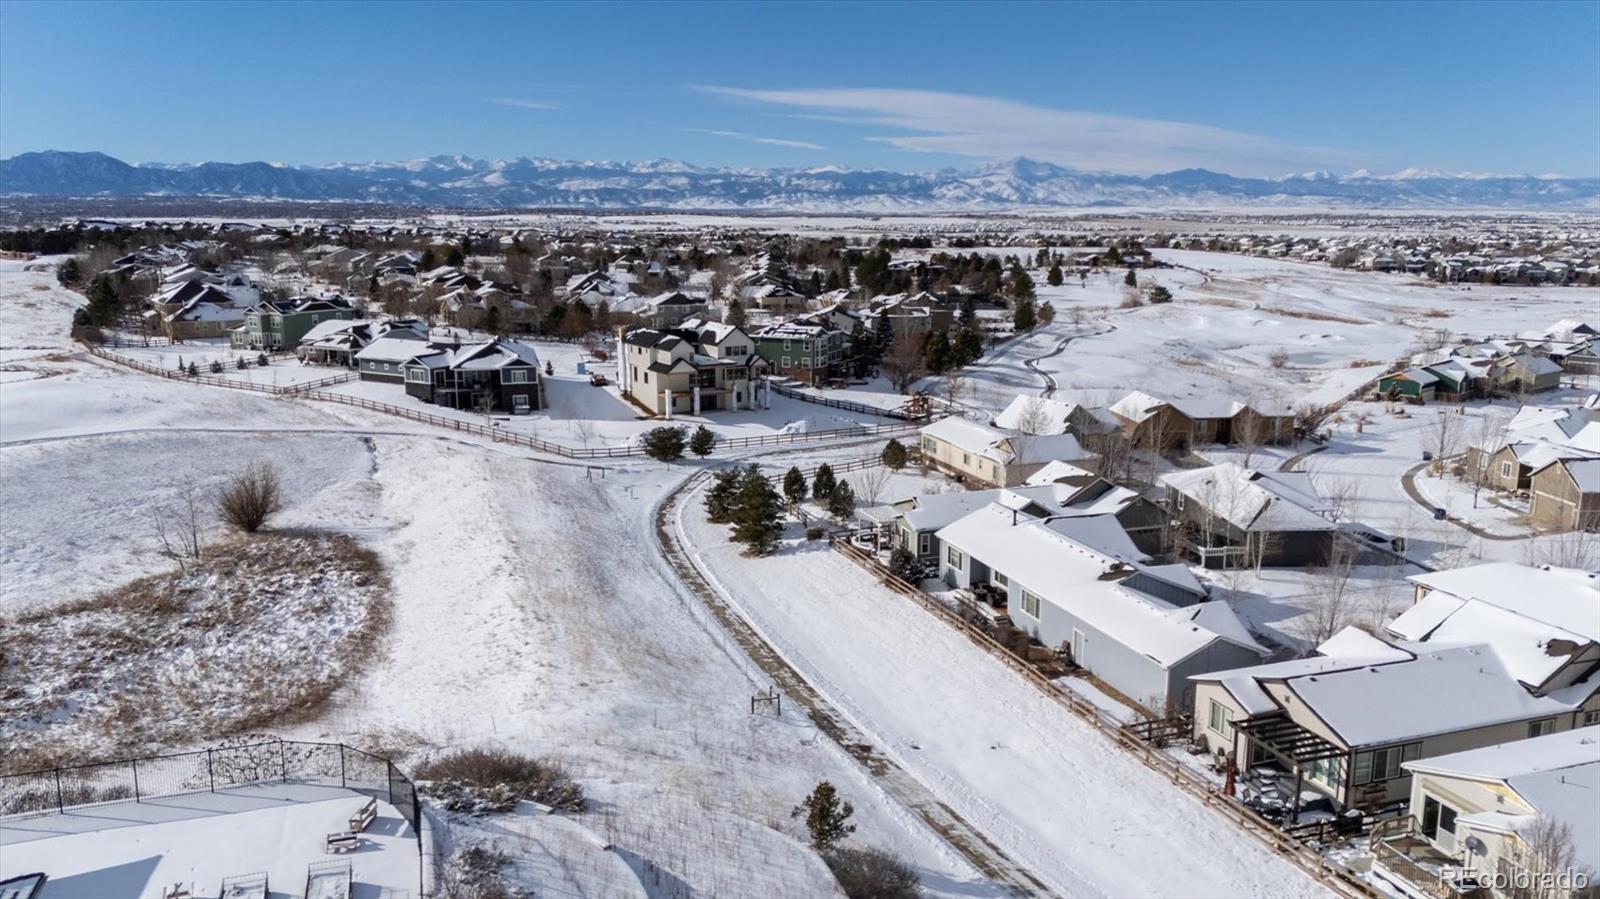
xmin=3 ymin=150 xmax=1597 ymax=211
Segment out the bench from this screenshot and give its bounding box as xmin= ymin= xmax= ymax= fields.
xmin=348 ymin=796 xmax=377 ymax=833
xmin=324 ymin=831 xmax=359 ymax=853
xmin=160 ymin=884 xmax=192 ymax=899
xmin=218 ymin=873 xmax=268 ymax=899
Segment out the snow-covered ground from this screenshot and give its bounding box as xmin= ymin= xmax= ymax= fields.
xmin=676 ymin=485 xmax=1329 ymax=898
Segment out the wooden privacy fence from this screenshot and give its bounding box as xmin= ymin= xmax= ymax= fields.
xmin=828 ymin=536 xmax=1383 ymax=899
xmin=83 ymin=342 xmax=930 ymax=461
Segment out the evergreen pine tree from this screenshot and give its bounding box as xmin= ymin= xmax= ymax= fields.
xmin=1013 ymin=297 xmax=1037 ymax=333
xmin=86 ymin=274 xmax=120 ymax=326
xmin=1008 ymin=263 xmax=1035 ymax=300
xmin=924 ymin=331 xmax=951 ymax=373
xmin=419 ymin=248 xmax=437 ymax=271
xmin=704 ymin=467 xmax=741 ymax=522
xmin=689 ymin=424 xmax=715 ymax=457
xmin=56 ymin=257 xmax=82 ymax=286
xmin=446 ymin=248 xmax=465 ymax=268
xmin=826 ymin=481 xmax=856 ymax=521
xmin=726 ymin=297 xmax=746 ymax=328
xmin=1047 ymin=263 xmax=1064 ymax=286
xmin=793 ymin=782 xmax=855 ymax=852
xmin=782 ymin=466 xmax=808 ymax=506
xmin=730 ymin=464 xmax=783 ymax=555
xmin=954 ymin=328 xmax=982 ymax=366
xmin=812 ymin=463 xmax=836 ymax=502
xmin=957 ymin=295 xmax=977 ymax=330
xmin=643 ymin=426 xmax=686 ymax=461
xmin=1124 ymin=268 xmax=1138 ymax=288
xmin=880 ymin=439 xmax=907 ymax=470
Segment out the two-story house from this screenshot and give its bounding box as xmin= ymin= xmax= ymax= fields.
xmin=618 ymin=319 xmax=768 ymax=417
xmin=751 ymin=317 xmax=847 ymax=385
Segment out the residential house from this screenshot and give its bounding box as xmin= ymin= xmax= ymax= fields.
xmin=1109 ymin=392 xmax=1295 ymax=450
xmin=1372 ymin=729 xmax=1599 ymax=899
xmin=401 ymin=337 xmax=544 ymax=414
xmin=353 ymin=330 xmax=434 ymax=382
xmin=230 ymin=297 xmax=355 ymax=351
xmin=936 ymin=503 xmax=1261 ymax=711
xmin=638 ymin=292 xmax=708 ymax=330
xmin=1191 ymin=563 xmax=1600 ymax=813
xmin=1528 ymin=458 xmax=1600 ymax=532
xmin=299 ymin=319 xmax=427 ymax=369
xmin=1378 ymin=368 xmax=1441 ymax=403
xmin=1465 ymin=405 xmax=1600 ymax=496
xmin=1161 ymin=463 xmax=1342 ymax=568
xmin=991 ymin=394 xmax=1114 ymax=439
xmin=751 ymin=317 xmax=846 ymax=385
xmin=618 ymin=319 xmax=767 ymax=416
xmin=918 ymin=416 xmax=1097 ymax=488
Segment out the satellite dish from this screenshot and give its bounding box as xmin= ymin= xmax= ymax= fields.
xmin=1465 ymin=835 xmax=1487 ymax=854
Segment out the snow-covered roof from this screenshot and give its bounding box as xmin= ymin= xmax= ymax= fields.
xmin=1404 ymin=729 xmax=1600 ymax=871
xmin=1403 ymin=563 xmax=1600 ymax=644
xmin=992 ymin=395 xmax=1085 ymax=436
xmin=357 ymin=336 xmax=437 ymax=363
xmin=936 ymin=504 xmax=1263 ymax=667
xmin=920 ymin=417 xmax=1093 ymax=467
xmin=1161 ymin=462 xmax=1336 ymax=532
xmin=1110 ymin=390 xmax=1167 ymax=423
xmin=1023 ymin=460 xmax=1098 ymax=486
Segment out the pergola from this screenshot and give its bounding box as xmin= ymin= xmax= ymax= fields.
xmin=1235 ymin=714 xmax=1348 ymax=820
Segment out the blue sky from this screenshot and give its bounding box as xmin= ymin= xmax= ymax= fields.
xmin=2 ymin=0 xmax=1596 ymax=177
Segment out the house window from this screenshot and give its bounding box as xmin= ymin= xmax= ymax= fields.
xmin=1582 ymin=710 xmax=1600 ymax=727
xmin=945 ymin=545 xmax=964 ymax=568
xmin=918 ymin=533 xmax=931 ymax=556
xmin=404 ymin=368 xmax=429 ymax=384
xmin=1528 ymin=717 xmax=1557 ymax=738
xmin=961 ymin=452 xmax=971 ymax=466
xmin=1421 ymin=795 xmax=1458 ymax=841
xmin=993 ymin=571 xmax=1009 ymax=588
xmin=1208 ymin=700 xmax=1234 ymax=739
xmin=504 ymin=369 xmax=531 ymax=384
xmin=1500 ymin=461 xmax=1513 ymax=478
xmin=922 ymin=437 xmax=936 ymax=453
xmin=1019 ymin=588 xmax=1041 ymax=619
xmin=781 ymin=357 xmax=791 ymax=368
xmin=1353 ymin=743 xmax=1421 ymax=784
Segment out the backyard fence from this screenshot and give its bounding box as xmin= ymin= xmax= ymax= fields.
xmin=827 ymin=536 xmax=1384 ymax=899
xmin=83 ymin=341 xmax=929 ymax=460
xmin=767 ymin=380 xmax=927 ymax=421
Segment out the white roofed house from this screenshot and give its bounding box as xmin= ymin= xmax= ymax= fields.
xmin=917 ymin=416 xmax=1097 ymax=488
xmin=300 ymin=319 xmax=427 ymax=369
xmin=1161 ymin=462 xmax=1343 ymax=568
xmin=935 ymin=502 xmax=1262 ymax=713
xmin=617 ymin=318 xmax=767 ymax=417
xmin=1370 ymin=729 xmax=1600 ymax=899
xmin=991 ymin=394 xmax=1113 ymax=439
xmin=1189 ymin=563 xmax=1600 ymax=818
xmin=401 ymin=336 xmax=544 ymax=414
xmin=638 ymin=291 xmax=708 ymax=329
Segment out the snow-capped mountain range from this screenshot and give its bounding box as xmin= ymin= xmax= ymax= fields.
xmin=3 ymin=150 xmax=1597 ymax=211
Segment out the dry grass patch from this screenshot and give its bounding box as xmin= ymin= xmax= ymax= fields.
xmin=1 ymin=533 xmax=390 ymax=768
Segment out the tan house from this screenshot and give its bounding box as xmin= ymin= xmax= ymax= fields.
xmin=917 ymin=416 xmax=1096 ymax=488
xmin=1371 ymin=729 xmax=1599 ymax=899
xmin=618 ymin=319 xmax=767 ymax=417
xmin=1528 ymin=458 xmax=1600 ymax=532
xmin=1108 ymin=391 xmax=1295 ymax=452
xmin=1191 ymin=563 xmax=1600 ymax=814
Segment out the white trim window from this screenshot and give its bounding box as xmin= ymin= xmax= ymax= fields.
xmin=1019 ymin=588 xmax=1041 ymax=619
xmin=404 ymin=367 xmax=430 ymax=384
xmin=918 ymin=533 xmax=931 ymax=556
xmin=503 ymin=369 xmax=531 ymax=384
xmin=1528 ymin=717 xmax=1557 ymax=738
xmin=946 ymin=545 xmax=964 ymax=568
xmin=993 ymin=571 xmax=1009 ymax=588
xmin=1500 ymin=460 xmax=1513 ymax=479
xmin=1353 ymin=743 xmax=1420 ymax=784
xmin=1208 ymin=699 xmax=1234 ymax=739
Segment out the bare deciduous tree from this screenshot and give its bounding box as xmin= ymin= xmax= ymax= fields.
xmin=1426 ymin=408 xmax=1464 ymax=477
xmin=1512 ymin=816 xmax=1596 ymax=899
xmin=881 ymin=332 xmax=927 ymax=395
xmin=1293 ymin=542 xmax=1358 ymax=650
xmin=1467 ymin=406 xmax=1512 ymax=506
xmin=152 ymin=487 xmax=206 ymax=573
xmin=1524 ymin=528 xmax=1600 ymax=571
xmin=218 ymin=461 xmax=285 ymax=533
xmin=851 ymin=466 xmax=891 ymax=506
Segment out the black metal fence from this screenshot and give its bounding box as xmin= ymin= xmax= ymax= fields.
xmin=1 ymin=739 xmax=421 ymax=844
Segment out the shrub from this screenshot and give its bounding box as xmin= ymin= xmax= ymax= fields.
xmin=880 ymin=439 xmax=908 ymax=471
xmin=1268 ymin=349 xmax=1290 ymax=369
xmin=888 ymin=547 xmax=919 ymax=582
xmin=805 ymin=526 xmax=824 ymax=541
xmin=416 ymin=747 xmax=585 ymax=813
xmin=826 ymin=481 xmax=856 ymax=522
xmin=217 ymin=460 xmax=285 ymax=533
xmin=209 ymin=360 xmax=224 ymax=374
xmin=824 ymin=846 xmax=920 ymax=899
xmin=688 ymin=424 xmax=715 ymax=458
xmin=1146 ymin=285 xmax=1173 ymax=304
xmin=643 ymin=426 xmax=686 ymax=461
xmin=256 ymin=353 xmax=268 ymax=367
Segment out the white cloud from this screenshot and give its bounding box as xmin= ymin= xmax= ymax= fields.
xmin=685 ymin=128 xmax=824 ymax=151
xmin=489 ymin=97 xmax=561 ymax=111
xmin=695 ymin=86 xmax=1362 ymax=176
